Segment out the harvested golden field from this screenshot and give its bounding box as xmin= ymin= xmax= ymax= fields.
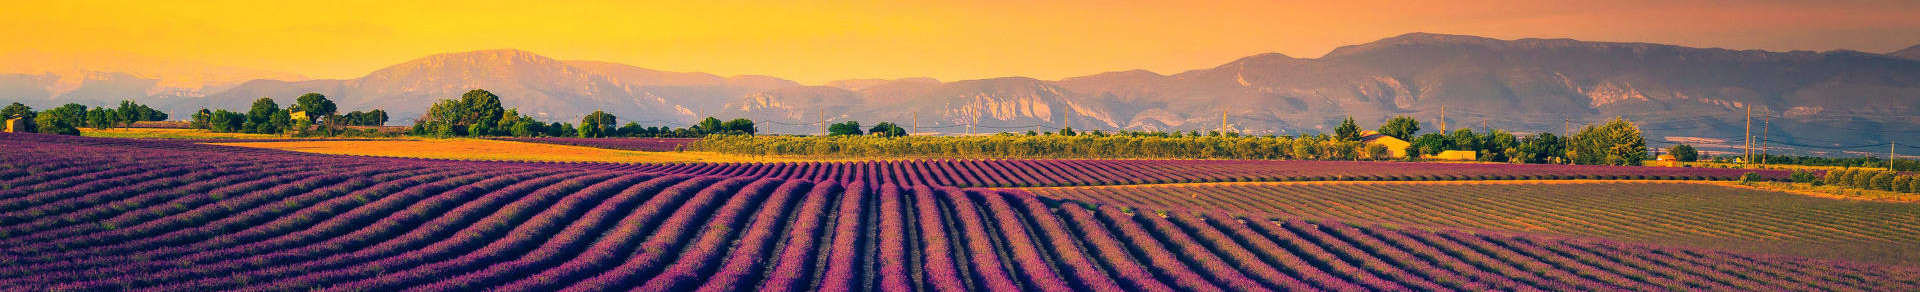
xmin=207 ymin=138 xmax=801 ymax=163
xmin=80 ymin=128 xmax=287 ymax=140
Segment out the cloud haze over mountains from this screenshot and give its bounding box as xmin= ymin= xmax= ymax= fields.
xmin=3 ymin=33 xmax=1916 ymax=155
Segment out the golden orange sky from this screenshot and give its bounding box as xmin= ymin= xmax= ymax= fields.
xmin=4 ymin=0 xmax=1918 ymax=84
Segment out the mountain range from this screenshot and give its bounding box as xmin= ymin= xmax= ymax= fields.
xmin=4 ymin=33 xmax=1917 ymax=156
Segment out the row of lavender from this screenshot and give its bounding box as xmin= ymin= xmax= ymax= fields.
xmin=3 ymin=134 xmax=1911 ymax=291
xmin=493 ymin=137 xmax=700 ymax=152
xmin=579 ymin=159 xmax=1794 ymax=187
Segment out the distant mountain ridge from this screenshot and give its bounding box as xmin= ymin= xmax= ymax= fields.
xmin=1892 ymin=44 xmax=1920 ymax=61
xmin=4 ymin=34 xmax=1917 ymax=155
xmin=0 ymin=50 xmax=308 ymax=107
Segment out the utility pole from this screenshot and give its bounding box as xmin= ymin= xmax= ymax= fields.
xmin=1760 ymin=116 xmax=1770 ymax=165
xmin=1744 ymin=106 xmax=1752 ymax=164
xmin=969 ymin=108 xmax=978 ymax=136
xmin=1564 ymin=119 xmax=1570 ymax=137
xmin=820 ymin=114 xmax=828 ymax=137
xmin=1439 ymin=106 xmax=1447 ymax=133
xmin=1064 ymin=111 xmax=1070 ymax=132
xmin=1220 ymin=110 xmax=1227 ymax=133
xmin=912 ymin=112 xmax=918 ymax=136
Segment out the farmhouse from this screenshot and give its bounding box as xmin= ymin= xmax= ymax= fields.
xmin=1357 ymin=130 xmax=1409 ymax=159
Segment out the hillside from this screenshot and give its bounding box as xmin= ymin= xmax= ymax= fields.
xmin=6 ymin=34 xmax=1918 ymax=155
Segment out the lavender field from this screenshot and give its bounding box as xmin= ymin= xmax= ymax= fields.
xmin=494 ymin=137 xmax=700 ymax=152
xmin=1 ymin=133 xmax=1911 ymax=291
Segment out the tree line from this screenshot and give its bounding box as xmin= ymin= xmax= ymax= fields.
xmin=1818 ymin=168 xmax=1920 ymax=194
xmin=189 ymin=93 xmax=388 ymax=136
xmin=2 ymin=101 xmax=168 ymax=135
xmin=406 ymin=89 xmax=758 ymax=138
xmin=692 ymin=115 xmax=1649 ymax=166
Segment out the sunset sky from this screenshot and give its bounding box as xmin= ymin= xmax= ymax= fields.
xmin=5 ymin=0 xmax=1918 ymax=84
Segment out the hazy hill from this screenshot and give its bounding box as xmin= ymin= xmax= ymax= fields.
xmin=0 ymin=50 xmax=307 ymax=110
xmin=185 ymin=49 xmax=799 ymax=123
xmin=1892 ymin=44 xmax=1920 ymax=61
xmin=6 ymin=34 xmax=1917 ymax=155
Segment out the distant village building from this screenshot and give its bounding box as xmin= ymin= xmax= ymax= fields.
xmin=1655 ymin=154 xmax=1680 ymax=167
xmin=1432 ymin=150 xmax=1479 ymax=161
xmin=3 ymin=118 xmax=25 ymax=133
xmin=1357 ymin=130 xmax=1410 ymax=159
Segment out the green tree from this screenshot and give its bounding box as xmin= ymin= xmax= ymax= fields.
xmin=868 ymin=122 xmax=907 ymax=137
xmin=113 ymin=100 xmax=162 ymax=125
xmin=1334 ymin=116 xmax=1361 ymax=141
xmin=269 ymin=109 xmax=292 ymax=134
xmin=363 ymin=109 xmax=388 ymax=126
xmin=1668 ymin=144 xmax=1699 ymax=162
xmin=208 ymin=109 xmax=247 ymax=133
xmin=1409 ymin=133 xmax=1450 ymax=158
xmin=1890 ymin=175 xmax=1913 ymax=193
xmin=33 ymin=112 xmax=78 ymax=135
xmin=1515 ymin=132 xmax=1565 ymax=164
xmin=721 ymin=118 xmax=756 ymax=135
xmin=293 ymin=93 xmax=337 ymax=136
xmin=1448 ymin=129 xmax=1481 ymax=151
xmin=697 ymin=117 xmax=725 ymax=134
xmin=1377 ymin=116 xmax=1420 ymax=140
xmin=191 ymin=109 xmax=213 ymax=129
xmin=85 ymin=107 xmax=117 ymax=129
xmin=424 ymin=99 xmax=465 ymax=136
xmin=293 ymin=93 xmax=336 ymax=125
xmin=1364 ymin=143 xmax=1390 ymax=160
xmin=2 ymin=103 xmax=35 ymax=133
xmin=828 ymin=121 xmax=863 ymax=136
xmin=245 ymin=98 xmax=281 ymax=134
xmin=49 ymin=104 xmax=88 ymax=129
xmin=579 ymin=110 xmax=617 ymax=138
xmin=460 ymin=89 xmax=504 ymax=135
xmin=1791 ymin=170 xmax=1818 ymax=184
xmin=509 ymin=118 xmax=541 ymax=137
xmin=1567 ymin=117 xmax=1647 ymax=166
xmin=1480 ymin=129 xmax=1517 ymax=162
xmin=1872 ymin=171 xmax=1898 ymax=191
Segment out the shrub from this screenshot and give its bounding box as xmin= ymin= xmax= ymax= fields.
xmin=1823 ymin=170 xmax=1845 ymax=186
xmin=1894 ymin=175 xmax=1914 ymax=193
xmin=1872 ymin=172 xmax=1898 ymax=191
xmin=1854 ymin=170 xmax=1878 ymax=189
xmin=1911 ymin=176 xmax=1920 ymax=194
xmin=1739 ymin=172 xmax=1762 ymax=184
xmin=1790 ymin=170 xmax=1817 ymax=184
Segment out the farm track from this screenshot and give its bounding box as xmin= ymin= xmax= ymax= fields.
xmin=2 ymin=133 xmax=1914 ymax=291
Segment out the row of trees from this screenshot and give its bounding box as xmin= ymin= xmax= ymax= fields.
xmin=1 ymin=101 xmax=168 ymax=135
xmin=190 ymin=93 xmax=379 ymax=136
xmin=1823 ymin=169 xmax=1920 ymax=193
xmin=694 ymin=116 xmax=1645 ymax=166
xmin=690 ymin=133 xmax=1402 ymax=160
xmin=1705 ymin=154 xmax=1918 ymax=172
xmin=826 ymin=121 xmax=908 ymax=137
xmin=1340 ymin=115 xmax=1642 ymax=165
xmin=408 ymin=89 xmax=761 ymax=138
